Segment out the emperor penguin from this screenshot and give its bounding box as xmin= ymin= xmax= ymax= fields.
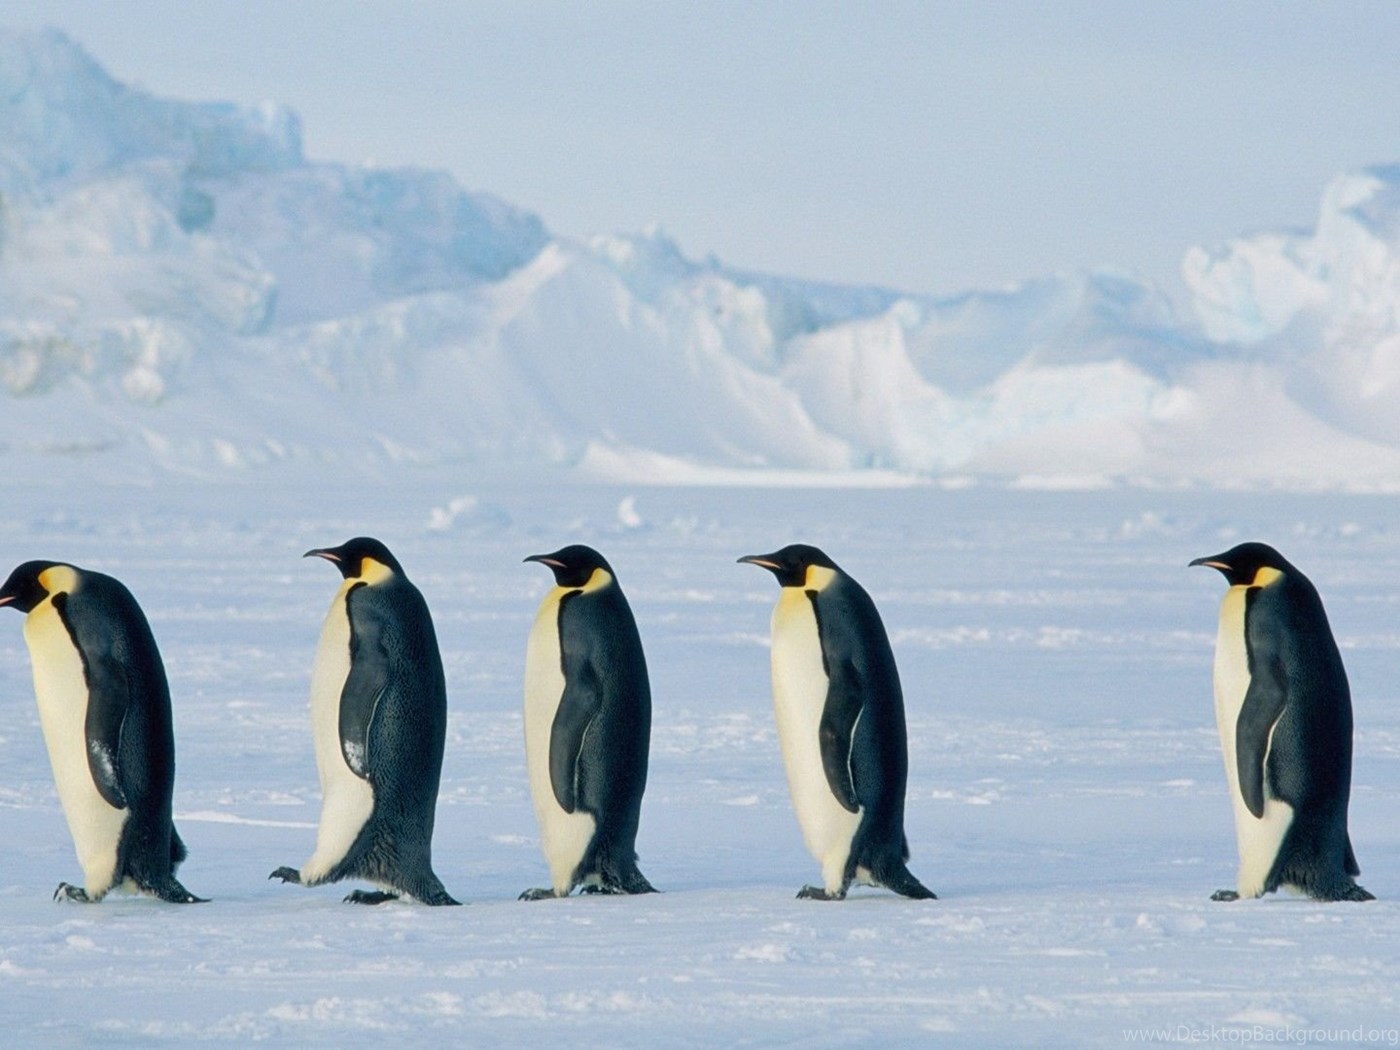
xmin=521 ymin=545 xmax=656 ymax=900
xmin=0 ymin=561 xmax=203 ymax=903
xmin=270 ymin=537 xmax=458 ymax=905
xmin=1191 ymin=542 xmax=1373 ymax=902
xmin=740 ymin=544 xmax=936 ymax=901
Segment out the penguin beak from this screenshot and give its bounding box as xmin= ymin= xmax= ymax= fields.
xmin=737 ymin=554 xmax=781 ymax=571
xmin=523 ymin=555 xmax=566 ymax=569
xmin=304 ymin=548 xmax=341 ymax=562
xmin=1188 ymin=556 xmax=1230 ymax=571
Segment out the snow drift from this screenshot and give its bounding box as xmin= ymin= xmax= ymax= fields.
xmin=5 ymin=28 xmax=1400 ymax=487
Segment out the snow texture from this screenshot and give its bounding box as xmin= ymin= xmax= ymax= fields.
xmin=7 ymin=30 xmax=1400 ymax=487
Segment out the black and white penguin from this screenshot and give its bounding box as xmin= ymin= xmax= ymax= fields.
xmin=0 ymin=561 xmax=203 ymax=903
xmin=1191 ymin=541 xmax=1372 ymax=902
xmin=270 ymin=537 xmax=458 ymax=905
xmin=740 ymin=544 xmax=935 ymax=901
xmin=520 ymin=545 xmax=656 ymax=900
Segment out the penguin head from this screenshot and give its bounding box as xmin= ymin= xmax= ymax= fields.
xmin=524 ymin=545 xmax=615 ymax=588
xmin=305 ymin=537 xmax=404 ymax=581
xmin=0 ymin=560 xmax=67 ymax=613
xmin=738 ymin=544 xmax=840 ymax=588
xmin=1189 ymin=541 xmax=1294 ymax=587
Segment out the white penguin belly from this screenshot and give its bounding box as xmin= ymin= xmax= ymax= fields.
xmin=770 ymin=589 xmax=862 ymax=892
xmin=524 ymin=590 xmax=598 ymax=895
xmin=1214 ymin=586 xmax=1294 ymax=898
xmin=25 ymin=601 xmax=128 ymax=897
xmin=301 ymin=583 xmax=376 ymax=883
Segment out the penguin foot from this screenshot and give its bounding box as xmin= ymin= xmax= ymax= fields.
xmin=1210 ymin=889 xmax=1240 ymax=902
xmin=518 ymin=887 xmax=559 ymax=901
xmin=579 ymin=883 xmax=623 ymax=896
xmin=53 ymin=882 xmax=93 ymax=903
xmin=268 ymin=866 xmax=302 ymax=885
xmin=344 ymin=889 xmax=399 ymax=905
xmin=797 ymin=885 xmax=847 ymax=901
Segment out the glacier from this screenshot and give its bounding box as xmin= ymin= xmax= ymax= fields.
xmin=6 ymin=28 xmax=1400 ymax=486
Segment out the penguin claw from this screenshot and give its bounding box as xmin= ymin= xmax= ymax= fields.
xmin=268 ymin=866 xmax=302 ymax=885
xmin=796 ymin=885 xmax=846 ymax=901
xmin=518 ymin=887 xmax=558 ymax=902
xmin=53 ymin=882 xmax=92 ymax=903
xmin=1210 ymin=889 xmax=1241 ymax=902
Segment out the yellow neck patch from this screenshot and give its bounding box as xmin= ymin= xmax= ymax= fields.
xmin=545 ymin=568 xmax=613 ymax=607
xmin=1251 ymin=566 xmax=1284 ymax=588
xmin=580 ymin=568 xmax=613 ymax=594
xmin=803 ymin=565 xmax=838 ymax=592
xmin=356 ymin=557 xmax=396 ymax=585
xmin=36 ymin=565 xmax=80 ymax=600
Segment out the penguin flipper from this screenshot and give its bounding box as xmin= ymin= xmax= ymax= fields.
xmin=818 ymin=658 xmax=863 ymax=814
xmin=336 ymin=617 xmax=389 ymax=780
xmin=548 ymin=658 xmax=603 ymax=814
xmin=1235 ymin=658 xmax=1288 ymax=821
xmin=81 ymin=649 xmax=132 ymax=811
xmin=1237 ymin=593 xmax=1290 ymax=819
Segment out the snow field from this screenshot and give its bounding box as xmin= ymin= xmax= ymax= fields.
xmin=0 ymin=481 xmax=1397 ymax=1046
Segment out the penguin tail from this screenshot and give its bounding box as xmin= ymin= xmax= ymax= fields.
xmin=1269 ymin=823 xmax=1371 ymax=901
xmin=1271 ymin=853 xmax=1373 ymax=902
xmin=614 ymin=864 xmax=658 ymax=895
xmin=880 ymin=864 xmax=938 ymax=900
xmin=146 ymin=875 xmax=207 ymax=904
xmin=405 ymin=872 xmax=461 ymax=907
xmin=869 ymin=850 xmax=937 ymax=900
xmin=599 ymin=844 xmax=658 ymax=894
xmin=855 ymin=824 xmax=935 ymax=900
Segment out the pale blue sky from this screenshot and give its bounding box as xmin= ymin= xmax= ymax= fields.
xmin=9 ymin=1 xmax=1400 ymax=302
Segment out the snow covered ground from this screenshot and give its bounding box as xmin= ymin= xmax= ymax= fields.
xmin=1 ymin=479 xmax=1397 ymax=1046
